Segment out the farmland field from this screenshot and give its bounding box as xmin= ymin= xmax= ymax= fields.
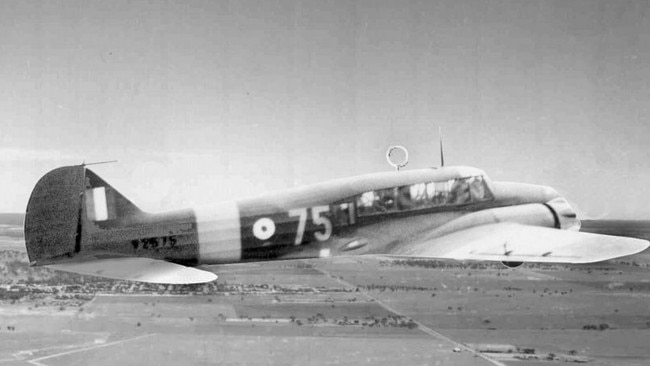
xmin=0 ymin=222 xmax=649 ymax=365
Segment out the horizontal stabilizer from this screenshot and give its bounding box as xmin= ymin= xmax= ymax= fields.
xmin=391 ymin=223 xmax=649 ymax=264
xmin=46 ymin=257 xmax=217 ymax=284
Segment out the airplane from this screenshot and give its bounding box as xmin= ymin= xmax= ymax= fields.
xmin=23 ymin=148 xmax=649 ymax=284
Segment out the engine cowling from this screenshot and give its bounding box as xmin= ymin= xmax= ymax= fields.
xmin=426 ymin=197 xmax=580 ymax=242
xmin=429 ymin=203 xmax=557 ymax=239
xmin=544 ymin=197 xmax=581 ymax=231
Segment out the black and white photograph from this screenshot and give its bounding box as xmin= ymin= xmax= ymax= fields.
xmin=1 ymin=1 xmax=649 ymax=365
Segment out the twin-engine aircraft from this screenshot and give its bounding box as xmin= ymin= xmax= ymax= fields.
xmin=24 ymin=151 xmax=648 ymax=284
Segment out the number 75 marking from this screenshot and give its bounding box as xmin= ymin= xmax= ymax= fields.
xmin=288 ymin=205 xmax=332 ymax=245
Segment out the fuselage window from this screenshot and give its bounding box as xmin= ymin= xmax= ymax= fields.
xmin=432 ymin=181 xmax=449 ymax=205
xmin=356 ymin=188 xmax=397 ymax=216
xmin=410 ymin=183 xmax=427 ymax=202
xmin=358 ymin=191 xmax=375 ymax=210
xmin=397 ymin=185 xmax=415 ymax=210
xmin=356 ymin=175 xmax=493 ymax=217
xmin=402 ymin=183 xmax=429 ymax=210
xmin=331 ymin=202 xmax=356 ymax=226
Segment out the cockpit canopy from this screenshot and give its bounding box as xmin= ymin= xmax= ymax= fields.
xmin=357 ymin=174 xmax=494 ymax=217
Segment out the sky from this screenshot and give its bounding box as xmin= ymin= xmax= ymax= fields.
xmin=1 ymin=0 xmax=649 ymax=219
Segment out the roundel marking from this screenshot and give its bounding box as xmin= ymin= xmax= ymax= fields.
xmin=253 ymin=217 xmax=276 ymax=240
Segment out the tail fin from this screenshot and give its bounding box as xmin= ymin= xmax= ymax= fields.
xmin=24 ymin=166 xmax=217 ymax=284
xmin=24 ymin=165 xmax=142 ymax=265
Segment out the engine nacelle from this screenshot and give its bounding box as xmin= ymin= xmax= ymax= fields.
xmin=425 ymin=197 xmax=581 ymax=241
xmin=429 ymin=203 xmax=557 ymax=239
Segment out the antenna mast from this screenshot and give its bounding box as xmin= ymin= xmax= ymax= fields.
xmin=439 ymin=126 xmax=445 ymax=167
xmin=81 ymin=160 xmax=118 ymax=167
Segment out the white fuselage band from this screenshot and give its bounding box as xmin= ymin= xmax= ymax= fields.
xmin=194 ymin=201 xmax=242 ymax=264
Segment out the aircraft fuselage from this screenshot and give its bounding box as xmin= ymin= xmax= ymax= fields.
xmin=63 ymin=166 xmax=576 ymax=267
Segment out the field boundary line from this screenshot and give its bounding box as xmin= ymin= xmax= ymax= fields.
xmin=313 ymin=266 xmax=506 ymax=366
xmin=28 ymin=333 xmax=155 ymax=366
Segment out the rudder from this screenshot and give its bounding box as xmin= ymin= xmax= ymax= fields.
xmin=25 ymin=166 xmax=85 ymax=264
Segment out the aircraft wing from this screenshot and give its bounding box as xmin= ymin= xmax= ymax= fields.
xmin=389 ymin=223 xmax=649 ymax=263
xmin=45 ymin=257 xmax=217 ymax=284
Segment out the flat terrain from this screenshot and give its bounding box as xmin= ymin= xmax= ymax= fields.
xmin=0 ymin=223 xmax=649 ymax=365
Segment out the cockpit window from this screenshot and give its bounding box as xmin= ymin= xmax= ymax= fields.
xmin=448 ymin=178 xmax=470 ymax=205
xmin=356 ymin=175 xmax=493 ymax=217
xmin=357 ymin=188 xmax=397 ymax=216
xmin=468 ymin=175 xmax=493 ymax=201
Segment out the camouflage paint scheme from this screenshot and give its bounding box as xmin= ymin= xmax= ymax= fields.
xmin=23 ymin=165 xmax=648 ymax=283
xmin=25 ymin=165 xmax=566 ymax=265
